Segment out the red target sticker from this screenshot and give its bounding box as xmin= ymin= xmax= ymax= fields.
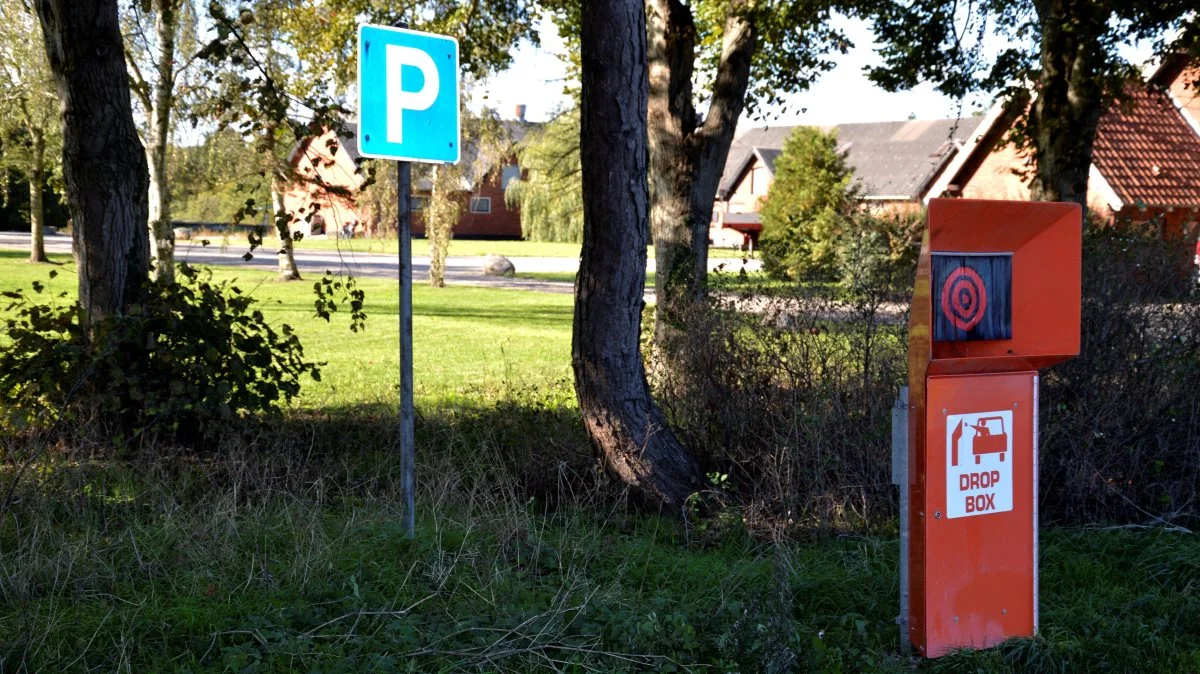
xmin=940 ymin=267 xmax=988 ymax=331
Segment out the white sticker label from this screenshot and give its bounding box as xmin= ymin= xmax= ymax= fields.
xmin=946 ymin=410 xmax=1014 ymax=518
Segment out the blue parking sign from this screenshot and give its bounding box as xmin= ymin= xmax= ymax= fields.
xmin=358 ymin=24 xmax=460 ymax=163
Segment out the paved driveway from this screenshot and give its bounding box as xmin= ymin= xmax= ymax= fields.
xmin=0 ymin=232 xmax=760 ymax=297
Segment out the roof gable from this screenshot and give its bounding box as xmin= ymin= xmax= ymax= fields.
xmin=928 ymin=57 xmax=1200 ymax=209
xmin=1091 ymin=83 xmax=1200 ymax=208
xmin=718 ymin=117 xmax=982 ymax=201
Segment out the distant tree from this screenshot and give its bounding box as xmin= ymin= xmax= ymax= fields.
xmin=358 ymin=160 xmax=398 ymax=238
xmin=426 ymin=107 xmax=507 ymax=287
xmin=868 ymin=0 xmax=1200 ymax=206
xmin=758 ymin=126 xmax=857 ymax=281
xmin=425 ymin=163 xmax=463 ymax=287
xmin=505 ymin=108 xmax=584 ymax=243
xmin=0 ymin=0 xmax=61 ymax=263
xmin=573 ymin=0 xmax=704 ymax=509
xmin=123 ymin=0 xmax=202 ymax=283
xmin=33 ymin=0 xmax=150 ymax=328
xmin=167 ymin=129 xmax=270 ymax=224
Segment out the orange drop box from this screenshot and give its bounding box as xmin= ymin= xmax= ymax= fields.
xmin=900 ymin=199 xmax=1081 ymax=657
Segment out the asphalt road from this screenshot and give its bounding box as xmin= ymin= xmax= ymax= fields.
xmin=0 ymin=232 xmax=761 ymax=296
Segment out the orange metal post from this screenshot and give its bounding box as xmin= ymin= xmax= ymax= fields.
xmin=906 ymin=199 xmax=1080 ymax=657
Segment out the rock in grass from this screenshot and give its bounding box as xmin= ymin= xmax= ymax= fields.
xmin=482 ymin=254 xmax=516 ymax=277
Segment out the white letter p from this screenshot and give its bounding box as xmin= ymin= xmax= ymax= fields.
xmin=385 ymin=44 xmax=439 ymax=144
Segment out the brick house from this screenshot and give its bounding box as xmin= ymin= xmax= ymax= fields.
xmin=284 ymin=118 xmax=532 ymax=239
xmin=711 ymin=117 xmax=983 ymax=248
xmin=284 ymin=125 xmax=367 ymax=238
xmin=409 ymin=120 xmax=531 ymax=238
xmin=926 ymin=55 xmax=1200 ymax=239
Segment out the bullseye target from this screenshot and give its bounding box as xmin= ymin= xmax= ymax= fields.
xmin=931 ymin=253 xmax=1012 ymax=342
xmin=940 ymin=268 xmax=988 ymax=331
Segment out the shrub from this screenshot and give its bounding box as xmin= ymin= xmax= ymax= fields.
xmin=0 ymin=264 xmax=320 ymax=445
xmin=654 ymin=216 xmax=1200 ymax=531
xmin=757 ymin=126 xmax=924 ymax=288
xmin=650 ymin=256 xmax=908 ymax=534
xmin=758 ymin=126 xmax=858 ymax=281
xmin=1039 ymin=222 xmax=1200 ymax=525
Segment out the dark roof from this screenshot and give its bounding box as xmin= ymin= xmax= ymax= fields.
xmin=717 ymin=117 xmax=984 ymax=200
xmin=1091 ymin=83 xmax=1200 ymax=207
xmin=755 ymin=148 xmax=782 ymax=174
xmin=293 ymin=119 xmax=537 ymax=193
xmin=413 ymin=119 xmax=536 ymax=192
xmin=337 ymin=122 xmax=363 ymax=162
xmin=719 ymin=127 xmax=795 ymax=198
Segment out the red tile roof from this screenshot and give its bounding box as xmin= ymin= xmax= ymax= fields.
xmin=1091 ymin=84 xmax=1200 ymax=208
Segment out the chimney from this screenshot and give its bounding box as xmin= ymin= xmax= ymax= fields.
xmin=515 ymin=104 xmax=527 ymax=123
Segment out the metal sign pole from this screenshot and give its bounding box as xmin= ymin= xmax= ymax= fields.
xmin=359 ymin=20 xmax=458 ymax=540
xmin=397 ymin=159 xmax=415 ymax=538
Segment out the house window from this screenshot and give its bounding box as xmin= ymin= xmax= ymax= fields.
xmin=411 ymin=195 xmax=429 ymax=211
xmin=470 ymin=196 xmax=492 ymax=214
xmin=501 ymin=165 xmax=521 ymax=189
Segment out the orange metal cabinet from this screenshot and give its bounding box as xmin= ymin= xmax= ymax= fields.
xmin=903 ymin=199 xmax=1080 ymax=657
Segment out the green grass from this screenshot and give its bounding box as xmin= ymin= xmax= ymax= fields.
xmin=517 ymin=270 xmax=658 ymax=288
xmin=1 ymin=454 xmax=1196 ymax=674
xmin=3 ymin=251 xmax=1199 ymax=672
xmin=0 ymin=251 xmax=573 ymax=406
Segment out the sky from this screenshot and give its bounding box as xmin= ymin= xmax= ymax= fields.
xmin=471 ymin=14 xmax=1160 ymax=133
xmin=470 ymin=15 xmax=997 ymax=131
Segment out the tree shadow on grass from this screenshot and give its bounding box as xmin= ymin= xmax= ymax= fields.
xmin=1 ymin=383 xmax=600 ymax=523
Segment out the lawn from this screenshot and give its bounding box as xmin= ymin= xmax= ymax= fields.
xmin=1 ymin=461 xmax=1196 ymax=673
xmin=517 ymin=270 xmax=658 ymax=287
xmin=191 ymin=235 xmax=752 ymax=261
xmin=0 ymin=251 xmax=574 ymax=406
xmin=2 ymin=252 xmax=1198 ymax=672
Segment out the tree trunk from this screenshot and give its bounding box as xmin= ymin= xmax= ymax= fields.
xmin=29 ymin=127 xmax=47 ymax=263
xmin=272 ymin=178 xmax=301 ymax=280
xmin=34 ymin=0 xmax=149 ymax=327
xmin=646 ymin=0 xmax=755 ymax=343
xmin=575 ymin=0 xmax=705 ymax=510
xmin=1027 ymin=0 xmax=1106 ymax=207
xmin=147 ymin=0 xmax=177 ymax=284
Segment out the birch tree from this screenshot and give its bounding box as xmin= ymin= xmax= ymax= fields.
xmin=199 ymin=0 xmax=310 ymax=280
xmin=426 ymin=107 xmax=507 ymax=286
xmin=0 ymin=0 xmax=61 ymax=263
xmin=123 ymin=0 xmax=201 ymax=283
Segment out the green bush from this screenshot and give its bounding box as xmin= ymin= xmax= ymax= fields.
xmin=758 ymin=127 xmax=924 ymax=288
xmin=0 ymin=264 xmax=319 ymax=445
xmin=758 ymin=126 xmax=858 ymax=281
xmin=837 ymin=210 xmax=923 ymax=299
